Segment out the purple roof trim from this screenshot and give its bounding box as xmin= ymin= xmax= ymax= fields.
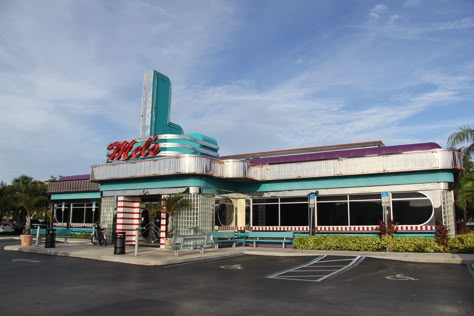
xmin=58 ymin=174 xmax=91 ymax=181
xmin=249 ymin=142 xmax=442 ymax=165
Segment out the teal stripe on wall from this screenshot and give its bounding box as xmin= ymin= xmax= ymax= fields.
xmin=51 ymin=192 xmax=101 ymax=200
xmin=100 ymin=175 xmax=234 ymax=192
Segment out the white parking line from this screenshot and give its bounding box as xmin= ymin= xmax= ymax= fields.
xmin=266 ymin=255 xmax=365 ymax=282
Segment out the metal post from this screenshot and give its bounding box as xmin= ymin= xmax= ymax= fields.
xmin=61 ymin=202 xmax=65 ymax=225
xmin=92 ymin=201 xmax=96 ymax=224
xmin=135 ymin=227 xmax=140 ymax=256
xmin=35 ymin=226 xmax=40 ymax=246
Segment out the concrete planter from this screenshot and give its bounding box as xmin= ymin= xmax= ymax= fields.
xmin=20 ymin=234 xmax=33 ymax=246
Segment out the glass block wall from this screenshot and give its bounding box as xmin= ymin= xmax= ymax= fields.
xmin=175 ymin=194 xmax=215 ymax=236
xmin=100 ymin=196 xmax=116 ymax=240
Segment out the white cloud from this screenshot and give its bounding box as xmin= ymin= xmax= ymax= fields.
xmin=0 ymin=1 xmax=472 ymax=182
xmin=369 ymin=4 xmax=388 ymax=20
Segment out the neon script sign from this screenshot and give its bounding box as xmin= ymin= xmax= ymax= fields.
xmin=107 ymin=135 xmax=160 ymax=161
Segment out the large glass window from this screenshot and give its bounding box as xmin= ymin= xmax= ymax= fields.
xmin=54 ymin=201 xmax=99 ymax=225
xmin=252 ymin=204 xmax=279 ymax=226
xmin=392 ymin=196 xmax=433 ymax=225
xmin=280 ymin=203 xmax=308 ymax=226
xmin=244 ymin=192 xmax=433 ymax=228
xmin=54 ymin=203 xmax=70 ymax=223
xmin=317 ymin=201 xmax=348 ymax=226
xmin=215 ymin=199 xmax=234 ymax=226
xmin=349 ymin=201 xmax=382 ymax=225
xmin=71 ymin=202 xmax=98 ymax=224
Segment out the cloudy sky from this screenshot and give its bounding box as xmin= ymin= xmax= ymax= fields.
xmin=0 ymin=0 xmax=473 ymax=183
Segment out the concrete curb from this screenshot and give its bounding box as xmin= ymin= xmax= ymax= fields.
xmin=4 ymin=244 xmax=474 ymax=266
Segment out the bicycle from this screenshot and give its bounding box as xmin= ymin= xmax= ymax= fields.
xmin=91 ymin=222 xmax=107 ymax=246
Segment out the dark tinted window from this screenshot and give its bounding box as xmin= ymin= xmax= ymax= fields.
xmin=349 ymin=201 xmax=382 ymax=225
xmin=317 ymin=202 xmax=348 ymax=226
xmin=281 ymin=203 xmax=308 ymax=226
xmin=252 ymin=204 xmax=278 ymax=226
xmin=392 ymin=199 xmax=433 ymax=225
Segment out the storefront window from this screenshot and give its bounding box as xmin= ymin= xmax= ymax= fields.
xmin=252 ymin=204 xmax=278 ymax=226
xmin=54 ymin=201 xmax=99 ymax=225
xmin=215 ymin=200 xmax=234 ymax=226
xmin=280 ymin=203 xmax=308 ymax=226
xmin=392 ymin=197 xmax=433 ymax=225
xmin=317 ymin=201 xmax=348 ymax=226
xmin=54 ymin=203 xmax=70 ymax=223
xmin=71 ymin=203 xmax=86 ymax=223
xmin=349 ymin=201 xmax=382 ymax=225
xmin=245 ymin=200 xmax=251 ymax=226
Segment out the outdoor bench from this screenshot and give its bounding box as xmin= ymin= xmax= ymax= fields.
xmin=166 ymin=234 xmax=209 ymax=256
xmin=210 ymin=231 xmax=245 ymax=248
xmin=31 ymin=227 xmax=74 ymax=245
xmin=246 ymin=231 xmax=294 ymax=248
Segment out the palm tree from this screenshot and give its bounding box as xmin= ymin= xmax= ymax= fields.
xmin=447 ymin=125 xmax=474 ymax=156
xmin=161 ymin=194 xmax=192 ymax=237
xmin=11 ymin=175 xmax=49 ymax=235
xmin=448 ymin=126 xmax=474 ymax=225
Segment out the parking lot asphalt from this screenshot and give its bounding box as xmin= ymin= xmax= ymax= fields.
xmin=1 ymin=248 xmax=473 ymax=316
xmin=2 ymin=236 xmax=474 ymax=266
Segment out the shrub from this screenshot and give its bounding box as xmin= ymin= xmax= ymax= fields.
xmin=294 ymin=235 xmax=385 ymax=251
xmin=382 ymin=236 xmax=444 ymax=253
xmin=72 ymin=232 xmax=92 ymax=239
xmin=294 ymin=235 xmax=446 ymax=252
xmin=379 ymin=219 xmax=397 ymax=237
xmin=435 ymin=219 xmax=449 ymax=249
xmin=448 ymin=232 xmax=474 ymax=253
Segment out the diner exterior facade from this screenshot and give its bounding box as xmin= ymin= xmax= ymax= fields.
xmin=47 ymin=71 xmax=464 ymax=246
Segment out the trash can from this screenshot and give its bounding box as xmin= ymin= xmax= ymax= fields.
xmin=45 ymin=229 xmax=56 ymax=248
xmin=114 ymin=232 xmax=126 ymax=255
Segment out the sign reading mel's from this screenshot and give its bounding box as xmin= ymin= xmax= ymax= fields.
xmin=107 ymin=135 xmax=160 ymax=161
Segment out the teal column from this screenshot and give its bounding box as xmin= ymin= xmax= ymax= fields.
xmin=140 ymin=70 xmax=183 ymax=137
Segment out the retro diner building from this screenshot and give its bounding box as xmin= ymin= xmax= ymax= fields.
xmin=48 ymin=71 xmax=464 ymax=246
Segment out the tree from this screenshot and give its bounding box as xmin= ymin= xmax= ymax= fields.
xmin=11 ymin=175 xmax=49 ymax=235
xmin=448 ymin=125 xmax=474 ymax=225
xmin=161 ymin=195 xmax=192 ymax=237
xmin=0 ymin=181 xmax=15 ymax=220
xmin=447 ymin=125 xmax=474 ymax=156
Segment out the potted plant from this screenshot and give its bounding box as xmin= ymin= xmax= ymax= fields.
xmin=11 ymin=176 xmax=49 ymax=246
xmin=160 ymin=194 xmax=192 ymax=246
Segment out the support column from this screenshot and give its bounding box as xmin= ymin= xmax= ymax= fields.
xmin=231 ymin=198 xmax=246 ymax=229
xmin=159 ymin=211 xmax=167 ymax=248
xmin=116 ymin=197 xmax=143 ymax=244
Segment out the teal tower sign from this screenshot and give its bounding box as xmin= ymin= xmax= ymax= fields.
xmin=140 ymin=70 xmax=184 ymax=137
xmin=105 ymin=70 xmax=219 ymax=162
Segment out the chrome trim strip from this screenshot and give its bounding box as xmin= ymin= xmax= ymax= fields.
xmin=158 ymin=134 xmax=219 ymax=150
xmin=92 ymin=150 xmax=463 ymax=182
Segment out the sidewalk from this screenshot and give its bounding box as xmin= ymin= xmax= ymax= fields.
xmin=4 ymin=239 xmax=474 ymax=266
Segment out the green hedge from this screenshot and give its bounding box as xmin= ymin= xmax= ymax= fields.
xmin=447 ymin=232 xmax=474 ymax=253
xmin=294 ymin=235 xmax=385 ymax=252
xmin=383 ymin=236 xmax=444 ymax=253
xmin=294 ymin=234 xmax=474 ymax=253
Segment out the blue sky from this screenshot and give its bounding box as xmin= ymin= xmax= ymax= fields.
xmin=0 ymin=0 xmax=473 ymax=183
